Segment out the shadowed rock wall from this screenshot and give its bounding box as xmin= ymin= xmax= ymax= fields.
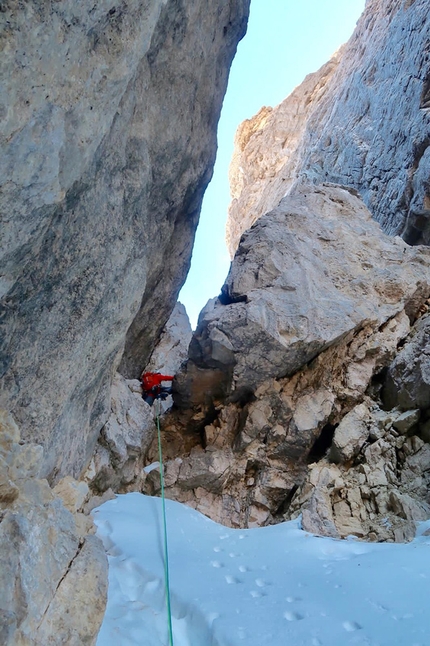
xmin=0 ymin=0 xmax=250 ymax=481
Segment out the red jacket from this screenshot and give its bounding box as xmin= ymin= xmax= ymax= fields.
xmin=141 ymin=372 xmax=174 ymax=392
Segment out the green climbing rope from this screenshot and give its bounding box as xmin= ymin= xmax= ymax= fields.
xmin=156 ymin=401 xmax=174 ymax=646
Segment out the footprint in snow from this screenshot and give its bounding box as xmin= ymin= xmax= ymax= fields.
xmin=238 ymin=565 xmax=250 ymax=573
xmin=225 ymin=575 xmax=242 ymax=584
xmin=367 ymin=599 xmax=388 ymax=613
xmin=206 ymin=612 xmax=219 ymax=626
xmin=343 ymin=620 xmax=362 ymax=632
xmin=286 ymin=596 xmax=302 ymax=603
xmin=255 ymin=578 xmax=270 ymax=587
xmin=210 ymin=560 xmax=224 ymax=568
xmin=237 ymin=627 xmax=247 ymax=640
xmin=283 ymin=611 xmax=304 ymax=621
xmin=96 ymin=519 xmax=113 ymax=536
xmin=106 ymin=545 xmax=122 ymax=557
xmin=250 ymin=590 xmax=267 ymax=598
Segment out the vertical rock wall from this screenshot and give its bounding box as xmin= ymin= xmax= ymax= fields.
xmin=227 ymin=0 xmax=430 ymax=255
xmin=0 ymin=411 xmax=108 ymax=646
xmin=0 ymin=0 xmax=250 ymax=481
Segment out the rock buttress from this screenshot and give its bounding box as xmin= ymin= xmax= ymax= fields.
xmin=0 ymin=0 xmax=250 ymax=481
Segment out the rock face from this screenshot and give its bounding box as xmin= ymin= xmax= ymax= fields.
xmin=0 ymin=0 xmax=250 ymax=481
xmin=145 ymin=302 xmax=192 ymax=376
xmin=176 ymin=185 xmax=430 ymax=410
xmin=168 ymin=0 xmax=430 ymax=536
xmin=227 ymin=0 xmax=430 ymax=255
xmin=85 ymin=373 xmax=155 ymax=494
xmin=383 ymin=312 xmax=430 ymax=411
xmin=85 ymin=304 xmax=192 ymax=493
xmin=0 ymin=411 xmax=108 ymax=645
xmin=289 ymin=316 xmax=430 ymax=543
xmin=227 ymin=55 xmax=341 ymax=256
xmin=147 ymin=186 xmax=430 ymax=532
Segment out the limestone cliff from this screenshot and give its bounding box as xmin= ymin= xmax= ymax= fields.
xmin=149 ymin=0 xmax=430 ymax=541
xmin=0 ymin=0 xmax=250 ymax=481
xmin=151 ymin=185 xmax=430 ymax=539
xmin=0 ymin=2 xmax=249 ymax=643
xmin=227 ymin=0 xmax=430 ymax=255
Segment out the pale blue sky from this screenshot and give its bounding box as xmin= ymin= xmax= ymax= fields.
xmin=179 ymin=0 xmax=366 ymax=328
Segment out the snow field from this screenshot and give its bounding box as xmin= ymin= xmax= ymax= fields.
xmin=94 ymin=493 xmax=430 ymax=646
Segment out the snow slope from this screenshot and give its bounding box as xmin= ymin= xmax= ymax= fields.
xmin=94 ymin=493 xmax=430 ymax=646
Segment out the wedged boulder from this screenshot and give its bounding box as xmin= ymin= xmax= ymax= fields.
xmin=159 ymin=185 xmax=430 ymax=529
xmin=176 ymin=184 xmax=430 ymax=414
xmin=0 ymin=411 xmax=107 ymax=645
xmin=0 ymin=0 xmax=250 ymax=481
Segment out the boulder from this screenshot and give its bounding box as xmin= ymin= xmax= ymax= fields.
xmin=176 ymin=185 xmax=430 ymax=412
xmin=330 ymin=403 xmax=370 ymax=463
xmin=392 ymin=409 xmax=421 ymax=434
xmin=53 ymin=476 xmax=90 ymax=514
xmin=160 ymin=185 xmax=429 ymax=530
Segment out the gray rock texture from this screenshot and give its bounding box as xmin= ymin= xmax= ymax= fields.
xmin=383 ymin=313 xmax=430 ymax=411
xmin=85 ymin=373 xmax=155 ymax=493
xmin=145 ymin=0 xmax=430 ymax=541
xmin=289 ymin=402 xmax=430 ymax=543
xmin=148 ymin=185 xmax=430 ymax=532
xmin=145 ymin=302 xmax=192 ymax=376
xmin=144 ymin=300 xmax=192 ymax=411
xmin=330 ymin=403 xmax=370 ymax=463
xmin=85 ymin=304 xmax=191 ymax=493
xmin=0 ymin=0 xmax=250 ymax=481
xmin=175 ymin=185 xmax=430 ymax=413
xmin=227 ymin=0 xmax=430 ymax=255
xmin=0 ymin=411 xmax=107 ymax=645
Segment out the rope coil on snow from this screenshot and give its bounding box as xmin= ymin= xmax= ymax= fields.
xmin=156 ymin=400 xmax=174 ymax=646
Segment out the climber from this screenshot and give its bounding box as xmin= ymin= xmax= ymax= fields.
xmin=141 ymin=371 xmax=174 ymax=406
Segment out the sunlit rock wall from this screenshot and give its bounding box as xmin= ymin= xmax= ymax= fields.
xmin=227 ymin=0 xmax=430 ymax=255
